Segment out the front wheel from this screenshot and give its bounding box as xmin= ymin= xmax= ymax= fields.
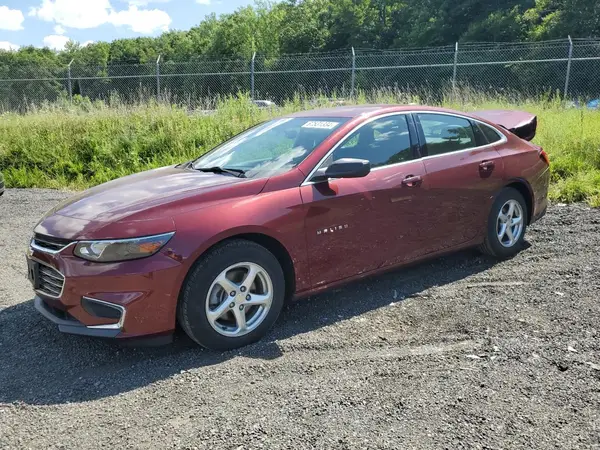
xmin=177 ymin=240 xmax=285 ymax=351
xmin=479 ymin=187 xmax=528 ymax=258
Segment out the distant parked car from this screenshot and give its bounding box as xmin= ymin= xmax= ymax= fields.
xmin=309 ymin=98 xmax=348 ymax=107
xmin=28 ymin=105 xmax=549 ymax=350
xmin=0 ymin=171 xmax=4 ymax=196
xmin=586 ymin=99 xmax=600 ymax=109
xmin=252 ymin=99 xmax=277 ymax=108
xmin=567 ymin=98 xmax=600 ymax=110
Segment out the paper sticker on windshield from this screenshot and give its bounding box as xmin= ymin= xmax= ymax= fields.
xmin=302 ymin=121 xmax=339 ymax=130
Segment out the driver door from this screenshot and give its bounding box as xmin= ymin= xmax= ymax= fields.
xmin=300 ymin=114 xmax=427 ymax=288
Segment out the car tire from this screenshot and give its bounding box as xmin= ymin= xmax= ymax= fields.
xmin=479 ymin=187 xmax=529 ymax=259
xmin=177 ymin=239 xmax=285 ymax=351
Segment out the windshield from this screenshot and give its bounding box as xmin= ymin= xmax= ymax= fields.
xmin=192 ymin=117 xmax=349 ymax=178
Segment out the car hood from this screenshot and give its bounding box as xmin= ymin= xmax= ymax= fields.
xmin=44 ymin=166 xmax=265 ymax=224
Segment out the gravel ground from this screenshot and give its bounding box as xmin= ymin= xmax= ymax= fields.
xmin=1 ymin=189 xmax=599 ymax=450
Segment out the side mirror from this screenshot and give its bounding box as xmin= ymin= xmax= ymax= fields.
xmin=310 ymin=158 xmax=371 ymax=183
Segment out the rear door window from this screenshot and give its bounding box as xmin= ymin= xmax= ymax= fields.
xmin=417 ymin=113 xmax=476 ymax=156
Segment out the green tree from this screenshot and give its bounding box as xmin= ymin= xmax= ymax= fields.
xmin=523 ymin=0 xmax=600 ymax=39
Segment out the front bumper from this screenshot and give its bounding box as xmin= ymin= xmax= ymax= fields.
xmin=28 ymin=238 xmax=185 ymax=339
xmin=34 ymin=296 xmax=121 ymax=338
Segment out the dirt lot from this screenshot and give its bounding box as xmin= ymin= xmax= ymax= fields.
xmin=0 ymin=189 xmax=599 ymax=449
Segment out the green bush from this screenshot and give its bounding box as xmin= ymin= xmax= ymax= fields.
xmin=1 ymin=93 xmax=599 ymax=206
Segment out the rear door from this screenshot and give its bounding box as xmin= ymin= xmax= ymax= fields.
xmin=300 ymin=113 xmax=428 ymax=287
xmin=414 ymin=112 xmax=506 ymax=254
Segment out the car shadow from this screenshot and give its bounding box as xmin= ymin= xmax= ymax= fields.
xmin=0 ymin=248 xmax=499 ymax=406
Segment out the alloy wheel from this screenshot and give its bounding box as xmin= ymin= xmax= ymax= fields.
xmin=205 ymin=262 xmax=273 ymax=338
xmin=496 ymin=199 xmax=524 ymax=248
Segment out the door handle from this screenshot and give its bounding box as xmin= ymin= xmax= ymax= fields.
xmin=402 ymin=175 xmax=422 ymax=187
xmin=479 ymin=160 xmax=495 ymax=171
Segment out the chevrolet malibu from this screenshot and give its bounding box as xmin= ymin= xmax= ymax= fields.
xmin=28 ymin=105 xmax=550 ymax=350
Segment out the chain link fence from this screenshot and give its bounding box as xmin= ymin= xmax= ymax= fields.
xmin=1 ymin=38 xmax=600 ymax=111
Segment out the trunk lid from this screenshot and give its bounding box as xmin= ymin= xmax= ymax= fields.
xmin=474 ymin=110 xmax=537 ymax=141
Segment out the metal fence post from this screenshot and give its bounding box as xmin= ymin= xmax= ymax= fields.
xmin=564 ymin=36 xmax=573 ymax=99
xmin=251 ymin=52 xmax=256 ymax=100
xmin=452 ymin=42 xmax=458 ymax=93
xmin=351 ymin=47 xmax=356 ymax=98
xmin=156 ymin=54 xmax=161 ymax=101
xmin=67 ymin=59 xmax=74 ymax=103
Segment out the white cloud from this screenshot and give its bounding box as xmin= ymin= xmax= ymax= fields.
xmin=0 ymin=41 xmax=20 ymax=51
xmin=127 ymin=0 xmax=172 ymax=6
xmin=29 ymin=0 xmax=171 ymax=34
xmin=82 ymin=40 xmax=95 ymax=47
xmin=30 ymin=0 xmax=112 ymax=29
xmin=0 ymin=6 xmax=25 ymax=31
xmin=108 ymin=6 xmax=171 ymax=33
xmin=196 ymin=0 xmax=211 ymax=4
xmin=43 ymin=34 xmax=70 ymax=50
xmin=54 ymin=24 xmax=66 ymax=34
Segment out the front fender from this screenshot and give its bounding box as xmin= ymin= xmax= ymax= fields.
xmin=168 ymin=187 xmax=309 ymax=300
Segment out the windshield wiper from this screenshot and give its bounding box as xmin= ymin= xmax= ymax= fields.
xmin=195 ymin=166 xmax=246 ymax=178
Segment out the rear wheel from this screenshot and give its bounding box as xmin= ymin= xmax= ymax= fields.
xmin=479 ymin=187 xmax=528 ymax=258
xmin=178 ymin=240 xmax=285 ymax=350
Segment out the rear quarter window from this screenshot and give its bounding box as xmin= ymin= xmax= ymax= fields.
xmin=479 ymin=123 xmax=504 ymax=144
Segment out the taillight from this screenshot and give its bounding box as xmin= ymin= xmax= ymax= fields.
xmin=539 ymin=149 xmax=550 ymax=165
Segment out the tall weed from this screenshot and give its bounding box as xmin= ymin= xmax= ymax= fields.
xmin=0 ymin=92 xmax=599 ymax=205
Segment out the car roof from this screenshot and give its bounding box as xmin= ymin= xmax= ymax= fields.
xmin=286 ymin=104 xmax=459 ymax=119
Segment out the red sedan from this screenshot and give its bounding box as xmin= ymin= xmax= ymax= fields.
xmin=28 ymin=105 xmax=550 ymax=350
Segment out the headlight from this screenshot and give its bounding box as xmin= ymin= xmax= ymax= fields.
xmin=74 ymin=232 xmax=175 ymax=262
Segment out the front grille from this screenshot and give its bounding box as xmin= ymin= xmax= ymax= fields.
xmin=37 ymin=263 xmax=65 ymax=298
xmin=33 ymin=234 xmax=73 ymax=253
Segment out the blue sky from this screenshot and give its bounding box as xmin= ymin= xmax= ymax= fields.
xmin=0 ymin=0 xmax=261 ymax=51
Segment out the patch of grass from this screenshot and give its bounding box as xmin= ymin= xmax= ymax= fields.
xmin=1 ymin=91 xmax=599 ymax=205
